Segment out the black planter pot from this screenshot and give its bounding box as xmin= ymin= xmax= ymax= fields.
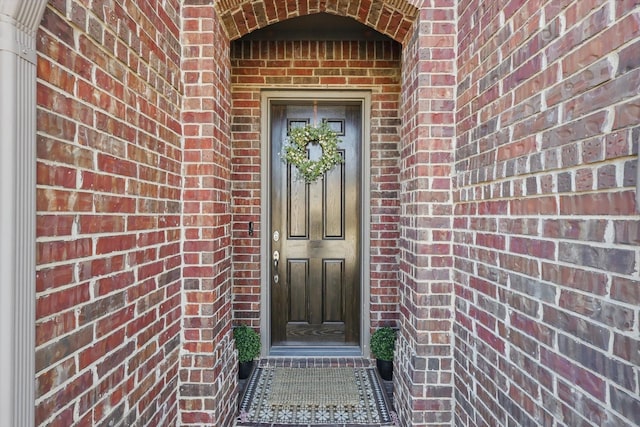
xmin=238 ymin=360 xmax=255 ymax=380
xmin=376 ymin=358 xmax=393 ymax=381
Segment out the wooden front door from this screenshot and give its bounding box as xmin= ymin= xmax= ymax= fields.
xmin=270 ymin=101 xmax=361 ymax=346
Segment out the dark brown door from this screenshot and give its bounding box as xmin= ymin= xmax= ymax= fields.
xmin=270 ymin=101 xmax=361 ymax=346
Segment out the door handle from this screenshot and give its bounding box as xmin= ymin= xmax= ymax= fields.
xmin=272 ymin=250 xmax=280 ymax=285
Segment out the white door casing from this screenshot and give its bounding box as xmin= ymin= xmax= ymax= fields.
xmin=259 ymin=90 xmax=372 ymax=357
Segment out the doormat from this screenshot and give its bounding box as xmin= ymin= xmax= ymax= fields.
xmin=238 ymin=367 xmax=396 ymax=426
xmin=268 ymin=368 xmax=360 ymax=406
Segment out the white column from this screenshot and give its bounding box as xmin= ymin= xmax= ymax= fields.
xmin=0 ymin=1 xmax=47 ymax=426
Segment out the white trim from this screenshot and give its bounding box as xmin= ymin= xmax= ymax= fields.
xmin=259 ymin=90 xmax=372 ymax=357
xmin=0 ymin=1 xmax=47 ymax=426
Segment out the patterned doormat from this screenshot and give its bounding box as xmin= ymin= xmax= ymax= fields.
xmin=237 ymin=367 xmax=396 ymax=426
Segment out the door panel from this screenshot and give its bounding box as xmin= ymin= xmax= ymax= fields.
xmin=287 ymin=174 xmax=308 ymax=238
xmin=323 ymin=158 xmax=345 ymax=238
xmin=270 ymin=101 xmax=361 ymax=346
xmin=288 ymin=260 xmax=308 ymax=322
xmin=323 ymin=259 xmax=344 ymax=321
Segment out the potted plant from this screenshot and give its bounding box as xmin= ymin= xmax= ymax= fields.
xmin=370 ymin=326 xmax=396 ymax=381
xmin=233 ymin=325 xmax=261 ymax=379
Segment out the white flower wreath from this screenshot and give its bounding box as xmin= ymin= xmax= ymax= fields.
xmin=282 ymin=123 xmax=344 ymax=183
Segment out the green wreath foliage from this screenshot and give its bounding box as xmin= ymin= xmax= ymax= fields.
xmin=282 ymin=123 xmax=344 ymax=183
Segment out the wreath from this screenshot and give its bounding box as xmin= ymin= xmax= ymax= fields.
xmin=282 ymin=123 xmax=344 ymax=183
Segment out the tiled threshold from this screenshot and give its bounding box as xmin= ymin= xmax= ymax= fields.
xmin=269 ymin=345 xmax=363 ymax=357
xmin=258 ymin=356 xmax=375 ymax=368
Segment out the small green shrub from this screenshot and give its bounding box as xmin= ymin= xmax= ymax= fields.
xmin=233 ymin=325 xmax=261 ymax=363
xmin=370 ymin=326 xmax=396 ymax=361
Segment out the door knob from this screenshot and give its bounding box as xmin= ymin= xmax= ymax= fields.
xmin=273 ymin=250 xmax=279 ymax=270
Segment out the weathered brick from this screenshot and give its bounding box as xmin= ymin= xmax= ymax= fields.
xmin=36 ymin=372 xmax=93 ymax=426
xmin=605 ymin=129 xmax=633 ymax=159
xmin=36 ymin=311 xmax=76 ymax=352
xmin=613 ymin=333 xmax=640 ymax=365
xmin=555 ymin=378 xmax=608 ymax=426
xmin=565 ymin=69 xmax=640 ymax=120
xmin=511 ymin=310 xmax=554 ymax=346
xmin=543 ymin=305 xmax=609 ymax=350
xmin=541 ymin=348 xmax=606 ymax=400
xmin=546 ymin=57 xmax=614 ymax=107
xmin=510 ymin=236 xmax=555 ymax=260
xmin=611 ymin=276 xmax=640 ymax=306
xmin=541 ymin=263 xmax=607 ymax=295
xmin=558 ymin=242 xmax=636 ymax=275
xmin=35 ymin=325 xmax=93 ymax=373
xmin=78 ymin=292 xmax=126 ymax=326
xmin=559 ymin=290 xmax=635 ymax=330
xmin=613 ymin=219 xmax=640 ymax=246
xmin=559 ymin=191 xmax=637 ymax=215
xmin=610 ymin=386 xmax=640 ymax=426
xmin=597 ymin=164 xmax=617 ymax=189
xmin=37 ymin=0 xmax=184 ymax=425
xmin=543 ymin=218 xmax=608 ymax=242
xmin=558 ymin=334 xmax=636 ymax=391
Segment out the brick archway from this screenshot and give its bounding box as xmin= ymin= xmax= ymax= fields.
xmin=180 ymin=0 xmax=456 ymax=424
xmin=214 ymin=0 xmax=418 ymax=43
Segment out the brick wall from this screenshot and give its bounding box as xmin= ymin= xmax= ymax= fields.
xmin=34 ymin=1 xmax=639 ymax=426
xmin=396 ymin=2 xmax=457 ymax=425
xmin=180 ymin=3 xmax=237 ymax=426
xmin=229 ymin=38 xmax=403 ymax=330
xmin=35 ymin=1 xmax=182 ymax=426
xmin=455 ymin=1 xmax=640 ymax=426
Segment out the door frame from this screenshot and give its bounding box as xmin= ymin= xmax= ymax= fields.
xmin=259 ymin=90 xmax=372 ymax=357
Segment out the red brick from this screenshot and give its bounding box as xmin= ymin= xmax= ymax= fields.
xmin=541 ymin=110 xmax=608 ymax=149
xmin=35 ymin=312 xmax=78 ymax=350
xmin=541 ymin=263 xmax=607 ymax=295
xmin=611 ymin=276 xmax=640 ymax=306
xmin=510 ymin=236 xmax=556 ymax=260
xmin=35 ymin=325 xmax=93 ymax=372
xmin=33 ymin=0 xmax=640 ymax=426
xmin=563 ymin=12 xmax=640 ymax=77
xmin=605 ymin=130 xmax=632 ymax=159
xmin=541 ymin=348 xmax=606 ymax=400
xmin=455 ymin=1 xmax=640 ymax=426
xmin=36 ymin=214 xmax=74 ymax=238
xmin=613 ymin=98 xmax=640 ymax=130
xmin=37 ymin=0 xmax=185 ymax=425
xmin=559 ymin=191 xmax=636 ymax=215
xmin=613 ymin=334 xmax=640 ymax=365
xmin=510 ymin=196 xmax=558 ymax=215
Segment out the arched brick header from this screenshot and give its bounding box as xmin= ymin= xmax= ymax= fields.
xmin=214 ymin=0 xmax=418 ymax=43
